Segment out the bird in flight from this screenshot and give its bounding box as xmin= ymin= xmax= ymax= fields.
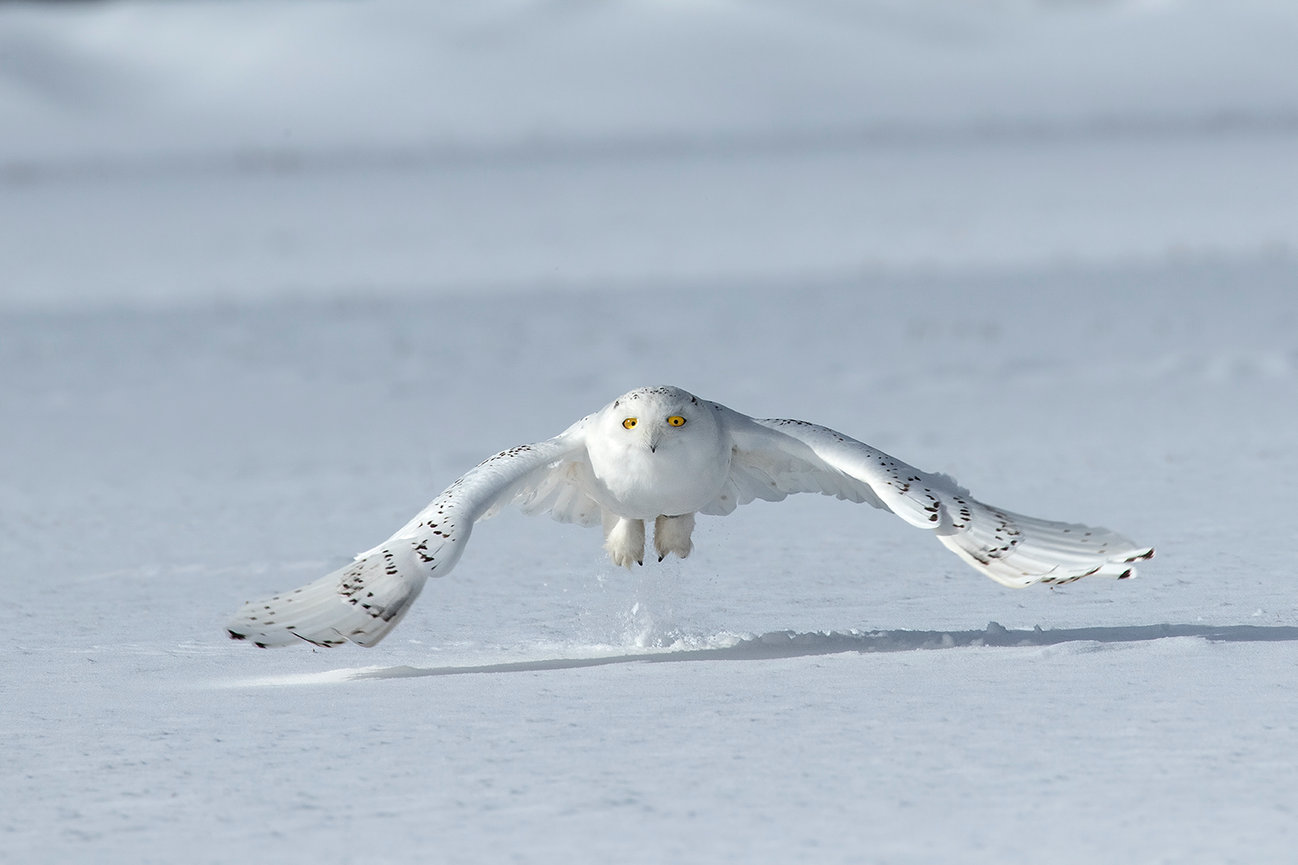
xmin=228 ymin=385 xmax=1153 ymax=648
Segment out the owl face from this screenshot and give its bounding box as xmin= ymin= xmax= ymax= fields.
xmin=607 ymin=386 xmax=706 ymax=453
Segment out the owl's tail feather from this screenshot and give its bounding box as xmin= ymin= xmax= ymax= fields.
xmin=227 ymin=541 xmax=437 ymax=648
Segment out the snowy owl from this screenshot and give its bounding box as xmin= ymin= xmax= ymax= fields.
xmin=227 ymin=385 xmax=1153 ymax=648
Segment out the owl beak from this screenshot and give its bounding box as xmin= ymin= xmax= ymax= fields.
xmin=647 ymin=426 xmax=663 ymax=454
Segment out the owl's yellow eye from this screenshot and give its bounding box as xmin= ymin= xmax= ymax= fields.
xmin=622 ymin=417 xmax=638 ymax=429
xmin=667 ymin=415 xmax=686 ymax=427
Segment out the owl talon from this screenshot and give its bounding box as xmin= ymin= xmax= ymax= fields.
xmin=653 ymin=514 xmax=695 ymax=561
xmin=603 ymin=516 xmax=646 ymax=568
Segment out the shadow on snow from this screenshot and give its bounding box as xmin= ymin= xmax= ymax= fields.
xmin=347 ymin=622 xmax=1298 ymax=681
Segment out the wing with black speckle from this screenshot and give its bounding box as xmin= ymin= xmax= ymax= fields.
xmin=226 ymin=425 xmax=590 ymax=648
xmin=712 ymin=406 xmax=1153 ymax=587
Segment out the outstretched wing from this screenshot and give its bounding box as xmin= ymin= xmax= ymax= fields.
xmin=227 ymin=421 xmax=596 ymax=648
xmin=708 ymin=405 xmax=1153 ymax=587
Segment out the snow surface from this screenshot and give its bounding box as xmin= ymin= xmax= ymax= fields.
xmin=3 ymin=1 xmax=1297 ymax=863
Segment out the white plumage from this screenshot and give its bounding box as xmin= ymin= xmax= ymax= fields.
xmin=227 ymin=385 xmax=1153 ymax=648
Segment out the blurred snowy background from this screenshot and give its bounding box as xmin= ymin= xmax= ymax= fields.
xmin=3 ymin=1 xmax=1297 ymax=863
xmin=3 ymin=0 xmax=1296 ymax=308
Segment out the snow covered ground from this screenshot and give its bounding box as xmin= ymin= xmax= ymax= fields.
xmin=3 ymin=1 xmax=1297 ymax=863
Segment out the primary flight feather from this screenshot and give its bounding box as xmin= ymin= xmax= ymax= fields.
xmin=227 ymin=385 xmax=1153 ymax=648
